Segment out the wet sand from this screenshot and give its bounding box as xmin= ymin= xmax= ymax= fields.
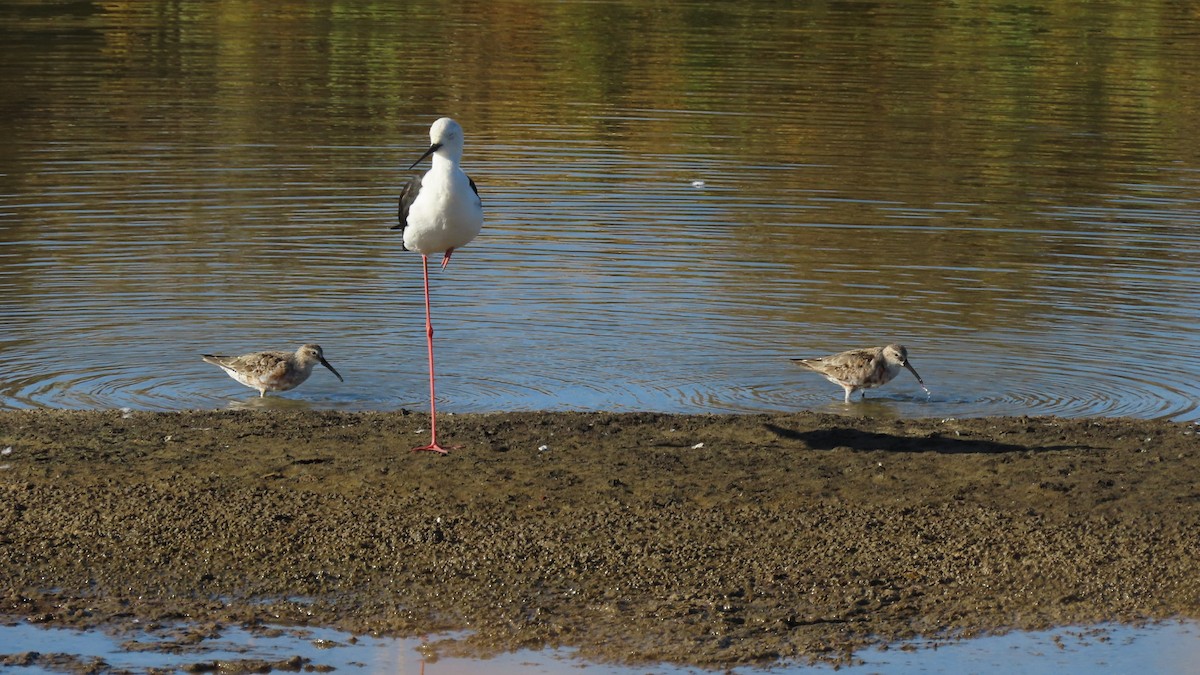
xmin=1 ymin=409 xmax=1198 ymax=669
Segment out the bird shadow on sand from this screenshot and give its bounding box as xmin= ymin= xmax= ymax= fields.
xmin=764 ymin=423 xmax=1085 ymax=455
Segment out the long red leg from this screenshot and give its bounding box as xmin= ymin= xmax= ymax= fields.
xmin=413 ymin=254 xmax=451 ymax=454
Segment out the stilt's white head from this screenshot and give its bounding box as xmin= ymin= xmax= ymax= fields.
xmin=409 ymin=117 xmax=465 ymax=169
xmin=430 ymin=117 xmax=464 ymax=155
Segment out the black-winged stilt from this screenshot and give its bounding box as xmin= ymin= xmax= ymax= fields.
xmin=392 ymin=117 xmax=483 ymax=454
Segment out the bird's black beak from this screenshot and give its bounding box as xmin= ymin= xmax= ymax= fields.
xmin=903 ymin=360 xmax=923 ymax=385
xmin=320 ymin=357 xmax=344 ymax=382
xmin=408 ymin=142 xmax=442 ymax=170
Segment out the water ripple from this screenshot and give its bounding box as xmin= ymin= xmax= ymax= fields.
xmin=4 ymin=3 xmax=1200 ymax=422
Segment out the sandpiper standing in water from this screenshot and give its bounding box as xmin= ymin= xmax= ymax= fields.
xmin=392 ymin=117 xmax=484 ymax=454
xmin=792 ymin=344 xmax=928 ymax=403
xmin=203 ymin=344 xmax=343 ymax=398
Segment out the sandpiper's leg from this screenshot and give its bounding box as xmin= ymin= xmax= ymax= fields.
xmin=414 ymin=255 xmax=452 ymax=454
xmin=842 ymin=386 xmax=853 ymax=404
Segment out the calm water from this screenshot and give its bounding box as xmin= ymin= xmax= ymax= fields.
xmin=2 ymin=1 xmax=1200 ymax=420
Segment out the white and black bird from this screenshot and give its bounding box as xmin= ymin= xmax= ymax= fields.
xmin=391 ymin=117 xmax=484 ymax=454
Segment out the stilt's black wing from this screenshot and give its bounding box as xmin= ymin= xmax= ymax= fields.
xmin=392 ymin=173 xmax=423 ymax=232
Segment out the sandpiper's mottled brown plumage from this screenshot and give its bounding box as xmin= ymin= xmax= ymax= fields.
xmin=792 ymin=344 xmax=928 ymax=403
xmin=202 ymin=344 xmax=343 ymax=397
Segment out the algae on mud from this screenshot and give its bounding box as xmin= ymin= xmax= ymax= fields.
xmin=1 ymin=409 xmax=1198 ymax=667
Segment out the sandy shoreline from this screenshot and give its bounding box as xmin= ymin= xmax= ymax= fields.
xmin=1 ymin=409 xmax=1198 ymax=668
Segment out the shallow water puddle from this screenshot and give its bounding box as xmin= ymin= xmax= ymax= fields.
xmin=1 ymin=620 xmax=1196 ymax=674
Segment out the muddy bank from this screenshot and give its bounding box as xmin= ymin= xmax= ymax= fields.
xmin=1 ymin=409 xmax=1198 ymax=668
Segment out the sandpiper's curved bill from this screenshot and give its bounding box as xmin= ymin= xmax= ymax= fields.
xmin=318 ymin=354 xmax=344 ymax=381
xmin=900 ymin=357 xmax=923 ymax=386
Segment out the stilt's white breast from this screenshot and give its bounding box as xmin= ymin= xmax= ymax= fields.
xmin=403 ymin=167 xmax=483 ymax=255
xmin=402 ymin=117 xmax=483 ymax=256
